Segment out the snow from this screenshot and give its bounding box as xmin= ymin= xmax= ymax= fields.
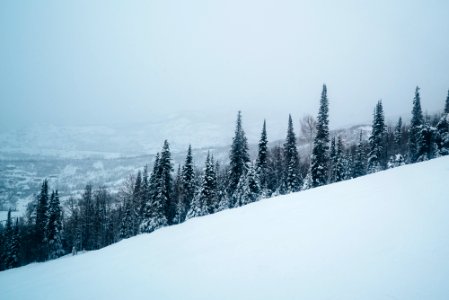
xmin=1 ymin=157 xmax=449 ymax=299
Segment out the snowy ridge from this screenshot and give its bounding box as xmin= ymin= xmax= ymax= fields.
xmin=1 ymin=157 xmax=448 ymax=299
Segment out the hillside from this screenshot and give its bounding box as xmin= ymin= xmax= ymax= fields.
xmin=1 ymin=157 xmax=448 ymax=300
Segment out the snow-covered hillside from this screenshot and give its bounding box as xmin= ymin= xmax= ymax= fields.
xmin=3 ymin=156 xmax=447 ymax=300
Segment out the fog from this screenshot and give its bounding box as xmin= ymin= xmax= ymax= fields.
xmin=1 ymin=0 xmax=448 ymax=132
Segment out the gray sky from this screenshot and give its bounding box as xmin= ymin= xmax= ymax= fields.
xmin=1 ymin=0 xmax=448 ymax=132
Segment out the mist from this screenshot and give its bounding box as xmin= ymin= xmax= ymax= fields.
xmin=1 ymin=0 xmax=448 ymax=132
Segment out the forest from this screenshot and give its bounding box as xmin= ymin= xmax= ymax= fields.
xmin=1 ymin=85 xmax=448 ymax=271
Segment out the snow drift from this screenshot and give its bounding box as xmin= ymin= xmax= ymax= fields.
xmin=1 ymin=157 xmax=449 ymax=300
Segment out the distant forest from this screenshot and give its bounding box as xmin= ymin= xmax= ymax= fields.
xmin=1 ymin=85 xmax=448 ymax=271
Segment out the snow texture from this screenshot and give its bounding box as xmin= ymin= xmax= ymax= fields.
xmin=1 ymin=157 xmax=449 ymax=299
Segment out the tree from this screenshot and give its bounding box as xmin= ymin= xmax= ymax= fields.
xmin=179 ymin=145 xmax=196 ymax=222
xmin=79 ymin=184 xmax=95 ymax=250
xmin=132 ymin=170 xmax=142 ymax=233
xmin=436 ymin=113 xmax=449 ymax=155
xmin=416 ymin=124 xmax=438 ymax=161
xmin=234 ymin=163 xmax=261 ymax=206
xmin=159 ymin=140 xmax=175 ymax=224
xmin=445 ymin=89 xmax=449 ymax=114
xmin=188 ymin=153 xmax=217 ymax=217
xmin=228 ymin=111 xmax=250 ymax=204
xmin=311 ymin=84 xmax=330 ymax=187
xmin=120 ymin=197 xmax=134 ymax=239
xmin=409 ymin=87 xmax=424 ymax=163
xmin=352 ymin=131 xmax=366 ymax=178
xmin=45 ymin=190 xmax=64 ymax=259
xmin=35 ymin=179 xmax=49 ymax=260
xmin=393 ymin=117 xmax=403 ymax=154
xmin=256 ymin=120 xmax=269 ymax=192
xmin=283 ymin=115 xmax=302 ymax=193
xmin=332 ymin=136 xmax=345 ymax=182
xmin=140 ymin=153 xmax=168 ymax=233
xmin=367 ymin=100 xmax=387 ymax=173
xmin=329 ymin=136 xmax=337 ymax=183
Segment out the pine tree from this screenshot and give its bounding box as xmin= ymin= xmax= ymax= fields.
xmin=436 ymin=113 xmax=449 ymax=156
xmin=140 ymin=153 xmax=168 ymax=233
xmin=393 ymin=117 xmax=403 ymax=154
xmin=409 ymin=87 xmax=424 ymax=163
xmin=35 ymin=179 xmax=49 ymax=244
xmin=333 ymin=136 xmax=345 ymax=182
xmin=267 ymin=145 xmax=284 ymax=195
xmin=45 ymin=190 xmax=64 ymax=260
xmin=311 ymin=84 xmax=330 ymax=187
xmin=159 ymin=140 xmax=175 ymax=224
xmin=140 ymin=165 xmax=149 ymax=226
xmin=353 ymin=131 xmax=366 ymax=178
xmin=416 ymin=123 xmax=438 ymax=161
xmin=79 ymin=184 xmax=95 ymax=250
xmin=188 ymin=153 xmax=217 ymax=217
xmin=228 ymin=111 xmax=250 ymax=204
xmin=367 ymin=100 xmax=387 ymax=173
xmin=329 ymin=136 xmax=337 ymax=183
xmin=283 ymin=115 xmax=302 ymax=193
xmin=234 ymin=163 xmax=261 ymax=206
xmin=179 ymin=145 xmax=196 ymax=222
xmin=132 ymin=170 xmax=142 ymax=233
xmin=256 ymin=120 xmax=269 ymax=191
xmin=120 ymin=197 xmax=134 ymax=239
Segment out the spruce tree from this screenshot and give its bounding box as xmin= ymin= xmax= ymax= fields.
xmin=188 ymin=153 xmax=217 ymax=217
xmin=234 ymin=163 xmax=261 ymax=206
xmin=329 ymin=136 xmax=337 ymax=183
xmin=283 ymin=115 xmax=302 ymax=193
xmin=409 ymin=87 xmax=424 ymax=162
xmin=132 ymin=170 xmax=142 ymax=233
xmin=445 ymin=89 xmax=449 ymax=114
xmin=140 ymin=153 xmax=168 ymax=233
xmin=367 ymin=100 xmax=386 ymax=173
xmin=256 ymin=120 xmax=269 ymax=191
xmin=120 ymin=197 xmax=134 ymax=239
xmin=416 ymin=124 xmax=437 ymax=161
xmin=394 ymin=117 xmax=403 ymax=154
xmin=228 ymin=111 xmax=250 ymax=204
xmin=35 ymin=179 xmax=49 ymax=244
xmin=353 ymin=131 xmax=366 ymax=178
xmin=179 ymin=145 xmax=196 ymax=222
xmin=159 ymin=140 xmax=175 ymax=224
xmin=333 ymin=136 xmax=345 ymax=182
xmin=45 ymin=190 xmax=64 ymax=260
xmin=311 ymin=84 xmax=330 ymax=187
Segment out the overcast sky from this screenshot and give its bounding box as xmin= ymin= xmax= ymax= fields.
xmin=1 ymin=0 xmax=448 ymax=132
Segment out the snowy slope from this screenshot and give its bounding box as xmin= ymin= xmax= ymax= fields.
xmin=1 ymin=157 xmax=449 ymax=300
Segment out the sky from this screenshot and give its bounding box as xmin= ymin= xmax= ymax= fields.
xmin=0 ymin=0 xmax=448 ymax=132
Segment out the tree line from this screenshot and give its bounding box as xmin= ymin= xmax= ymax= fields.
xmin=1 ymin=85 xmax=448 ymax=271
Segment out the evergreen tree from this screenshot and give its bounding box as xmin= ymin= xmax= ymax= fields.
xmin=367 ymin=100 xmax=387 ymax=172
xmin=409 ymin=87 xmax=424 ymax=162
xmin=179 ymin=145 xmax=196 ymax=222
xmin=188 ymin=153 xmax=217 ymax=217
xmin=445 ymin=89 xmax=449 ymax=114
xmin=311 ymin=84 xmax=330 ymax=187
xmin=416 ymin=123 xmax=438 ymax=161
xmin=256 ymin=120 xmax=269 ymax=191
xmin=79 ymin=184 xmax=95 ymax=250
xmin=120 ymin=197 xmax=134 ymax=239
xmin=234 ymin=163 xmax=261 ymax=206
xmin=228 ymin=111 xmax=250 ymax=204
xmin=45 ymin=190 xmax=64 ymax=260
xmin=436 ymin=113 xmax=449 ymax=155
xmin=329 ymin=136 xmax=337 ymax=183
xmin=140 ymin=165 xmax=149 ymax=220
xmin=267 ymin=145 xmax=284 ymax=195
xmin=353 ymin=131 xmax=366 ymax=178
xmin=283 ymin=115 xmax=302 ymax=193
xmin=393 ymin=117 xmax=403 ymax=154
xmin=132 ymin=170 xmax=142 ymax=233
xmin=333 ymin=136 xmax=345 ymax=182
xmin=35 ymin=179 xmax=49 ymax=244
xmin=5 ymin=216 xmax=20 ymax=269
xmin=140 ymin=153 xmax=168 ymax=233
xmin=159 ymin=140 xmax=175 ymax=224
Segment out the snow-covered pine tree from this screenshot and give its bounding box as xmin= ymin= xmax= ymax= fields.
xmin=436 ymin=113 xmax=449 ymax=156
xmin=140 ymin=165 xmax=149 ymax=226
xmin=79 ymin=184 xmax=95 ymax=250
xmin=228 ymin=111 xmax=250 ymax=206
xmin=140 ymin=153 xmax=168 ymax=233
xmin=159 ymin=140 xmax=175 ymax=224
xmin=267 ymin=145 xmax=284 ymax=195
xmin=35 ymin=179 xmax=49 ymax=243
xmin=234 ymin=163 xmax=261 ymax=206
xmin=191 ymin=152 xmax=218 ymax=216
xmin=132 ymin=170 xmax=142 ymax=234
xmin=368 ymin=100 xmax=387 ymax=173
xmin=329 ymin=136 xmax=337 ymax=183
xmin=120 ymin=197 xmax=134 ymax=239
xmin=333 ymin=136 xmax=345 ymax=182
xmin=352 ymin=131 xmax=366 ymax=178
xmin=311 ymin=84 xmax=330 ymax=187
xmin=179 ymin=145 xmax=196 ymax=222
xmin=45 ymin=190 xmax=64 ymax=260
xmin=256 ymin=120 xmax=269 ymax=194
xmin=416 ymin=123 xmax=438 ymax=161
xmin=283 ymin=114 xmax=302 ymax=193
xmin=301 ymin=168 xmax=313 ymax=190
xmin=394 ymin=117 xmax=403 ymax=153
xmin=409 ymin=87 xmax=424 ymax=163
